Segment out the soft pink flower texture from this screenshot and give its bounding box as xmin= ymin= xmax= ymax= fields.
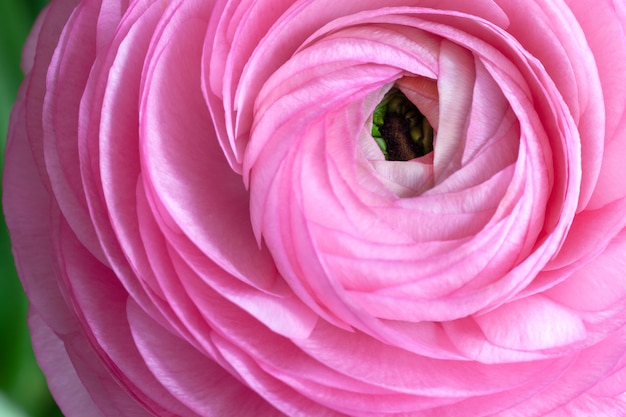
xmin=5 ymin=0 xmax=626 ymax=415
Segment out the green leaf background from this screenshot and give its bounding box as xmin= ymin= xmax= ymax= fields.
xmin=1 ymin=0 xmax=64 ymax=416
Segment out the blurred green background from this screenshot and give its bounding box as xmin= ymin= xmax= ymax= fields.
xmin=1 ymin=0 xmax=64 ymax=416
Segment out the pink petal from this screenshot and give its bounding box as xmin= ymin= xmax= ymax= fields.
xmin=474 ymin=295 xmax=587 ymax=350
xmin=140 ymin=1 xmax=277 ymax=291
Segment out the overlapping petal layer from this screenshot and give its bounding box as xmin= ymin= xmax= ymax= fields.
xmin=5 ymin=0 xmax=626 ymax=416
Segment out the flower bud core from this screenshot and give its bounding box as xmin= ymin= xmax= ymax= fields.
xmin=371 ymin=87 xmax=434 ymax=161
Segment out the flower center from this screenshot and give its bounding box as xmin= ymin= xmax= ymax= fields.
xmin=371 ymin=87 xmax=434 ymax=161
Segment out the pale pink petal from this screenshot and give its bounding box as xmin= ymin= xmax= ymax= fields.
xmin=545 ymin=230 xmax=626 ymax=312
xmin=29 ymin=314 xmax=110 ymax=417
xmin=127 ymin=301 xmax=285 ymax=417
xmin=474 ymin=295 xmax=587 ymax=350
xmin=140 ymin=0 xmax=278 ymax=291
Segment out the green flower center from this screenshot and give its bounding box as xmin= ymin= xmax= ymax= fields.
xmin=371 ymin=87 xmax=434 ymax=161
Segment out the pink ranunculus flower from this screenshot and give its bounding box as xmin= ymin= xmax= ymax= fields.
xmin=5 ymin=0 xmax=626 ymax=415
